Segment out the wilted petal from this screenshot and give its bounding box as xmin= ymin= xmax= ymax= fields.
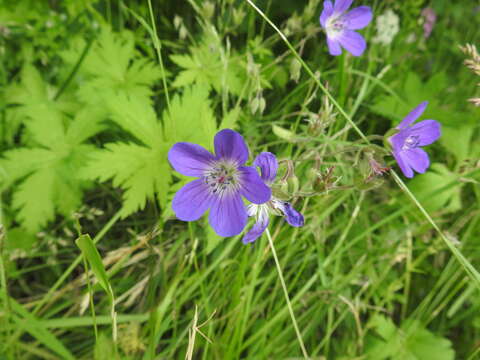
xmin=243 ymin=206 xmax=269 ymax=244
xmin=209 ymin=193 xmax=247 ymax=237
xmin=393 ymin=150 xmax=414 ymax=178
xmin=214 ymin=129 xmax=249 ymax=164
xmin=253 ymin=152 xmax=278 ymax=184
xmin=338 ymin=30 xmax=366 ymax=56
xmin=172 ymin=179 xmax=213 ymax=221
xmin=344 ymin=6 xmax=373 ymax=30
xmin=327 ymin=37 xmax=342 ymax=56
xmin=320 ymin=0 xmax=334 ymax=28
xmin=334 ymin=0 xmax=353 ymax=13
xmin=409 ymin=120 xmax=441 ymax=146
xmin=239 ymin=166 xmax=272 ymax=204
xmin=168 ymin=143 xmax=215 ymax=177
xmin=404 ymin=148 xmax=430 ymax=174
xmin=397 ymin=101 xmax=428 ymax=129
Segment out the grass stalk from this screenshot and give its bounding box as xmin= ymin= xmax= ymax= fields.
xmin=265 ymin=228 xmax=309 ymax=359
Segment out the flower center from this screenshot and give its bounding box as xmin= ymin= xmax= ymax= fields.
xmin=402 ymin=135 xmax=420 ymax=150
xmin=204 ymin=161 xmax=240 ymax=196
xmin=326 ymin=15 xmax=346 ymax=38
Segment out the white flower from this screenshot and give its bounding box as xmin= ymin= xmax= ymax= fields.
xmin=372 ymin=9 xmax=400 ymax=46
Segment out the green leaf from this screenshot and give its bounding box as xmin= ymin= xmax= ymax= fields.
xmin=65 ymin=106 xmax=107 ymax=146
xmin=220 ymin=107 xmax=241 ymax=130
xmin=371 ymin=72 xmax=451 ymax=126
xmin=105 ymin=93 xmax=162 ymax=148
xmin=440 ymin=125 xmax=474 ymax=162
xmin=365 ymin=316 xmax=455 ymax=360
xmin=75 ymin=234 xmax=113 ymax=297
xmin=409 ymin=163 xmax=462 ymax=213
xmin=163 ymin=84 xmax=217 ymax=149
xmin=12 ymin=167 xmax=56 ymax=233
xmin=81 ymin=143 xmax=171 ymax=217
xmin=170 ymin=31 xmax=246 ymax=96
xmin=63 ymin=26 xmax=162 ymax=103
xmin=402 ymin=320 xmax=455 ymax=360
xmin=7 ymin=64 xmax=67 ymax=147
xmin=0 ymin=147 xmax=57 ymax=189
xmin=1 ymin=106 xmax=102 ymax=232
xmin=5 ymin=227 xmax=37 ymax=252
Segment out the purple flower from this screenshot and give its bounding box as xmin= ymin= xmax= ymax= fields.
xmin=243 ymin=152 xmax=304 ymax=244
xmin=319 ymin=0 xmax=373 ymax=57
xmin=421 ymin=7 xmax=436 ymax=39
xmin=168 ymin=129 xmax=271 ymax=237
xmin=388 ymin=101 xmax=441 ymax=178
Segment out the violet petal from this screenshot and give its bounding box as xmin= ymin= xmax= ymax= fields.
xmin=388 ymin=131 xmax=408 ymax=153
xmin=282 ymin=203 xmax=304 ymax=227
xmin=239 ymin=166 xmax=272 ymax=204
xmin=338 ymin=30 xmax=366 ymax=56
xmin=397 ymin=101 xmax=428 ymax=129
xmin=393 ymin=151 xmax=414 ymax=178
xmin=209 ymin=193 xmax=247 ymax=237
xmin=327 ymin=37 xmax=343 ymax=56
xmin=334 ymin=0 xmax=353 ymax=13
xmin=168 ymin=142 xmax=215 ymax=177
xmin=253 ymin=152 xmax=278 ymax=184
xmin=172 ymin=179 xmax=214 ymax=221
xmin=344 ymin=6 xmax=373 ymax=30
xmin=409 ymin=120 xmax=441 ymax=146
xmin=214 ymin=129 xmax=249 ymax=164
xmin=320 ymin=0 xmax=334 ymax=28
xmin=242 ymin=207 xmax=269 ymax=244
xmin=404 ymin=148 xmax=430 ymax=174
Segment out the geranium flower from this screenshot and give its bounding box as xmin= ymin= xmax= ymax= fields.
xmin=243 ymin=152 xmax=304 ymax=244
xmin=168 ymin=129 xmax=271 ymax=237
xmin=388 ymin=101 xmax=441 ymax=178
xmin=319 ymin=0 xmax=373 ymax=56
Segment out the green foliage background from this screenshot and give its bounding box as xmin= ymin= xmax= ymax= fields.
xmin=0 ymin=0 xmax=479 ymax=359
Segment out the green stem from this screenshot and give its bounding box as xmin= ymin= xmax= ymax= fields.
xmin=265 ymin=228 xmax=309 ymax=359
xmin=147 ymin=0 xmax=172 ymax=116
xmin=0 ymin=227 xmax=15 ymax=358
xmin=337 ymin=52 xmax=347 ymax=108
xmin=82 ymin=257 xmax=99 ymax=341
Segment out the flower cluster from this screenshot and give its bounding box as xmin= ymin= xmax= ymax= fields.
xmin=167 ymin=1 xmax=445 ymax=242
xmin=317 ymin=1 xmax=442 ymax=178
xmin=168 ymin=129 xmax=304 ymax=241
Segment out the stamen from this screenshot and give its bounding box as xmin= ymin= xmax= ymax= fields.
xmin=204 ymin=161 xmax=240 ymax=196
xmin=402 ymin=135 xmax=420 ymax=150
xmin=326 ymin=15 xmax=346 ymax=37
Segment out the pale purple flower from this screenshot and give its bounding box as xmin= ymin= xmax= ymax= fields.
xmin=388 ymin=101 xmax=441 ymax=178
xmin=421 ymin=7 xmax=436 ymax=39
xmin=320 ymin=0 xmax=373 ymax=56
xmin=243 ymin=152 xmax=304 ymax=244
xmin=168 ymin=129 xmax=271 ymax=237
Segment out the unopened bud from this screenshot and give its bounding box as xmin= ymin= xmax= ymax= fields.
xmin=287 ymin=175 xmax=300 ymax=194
